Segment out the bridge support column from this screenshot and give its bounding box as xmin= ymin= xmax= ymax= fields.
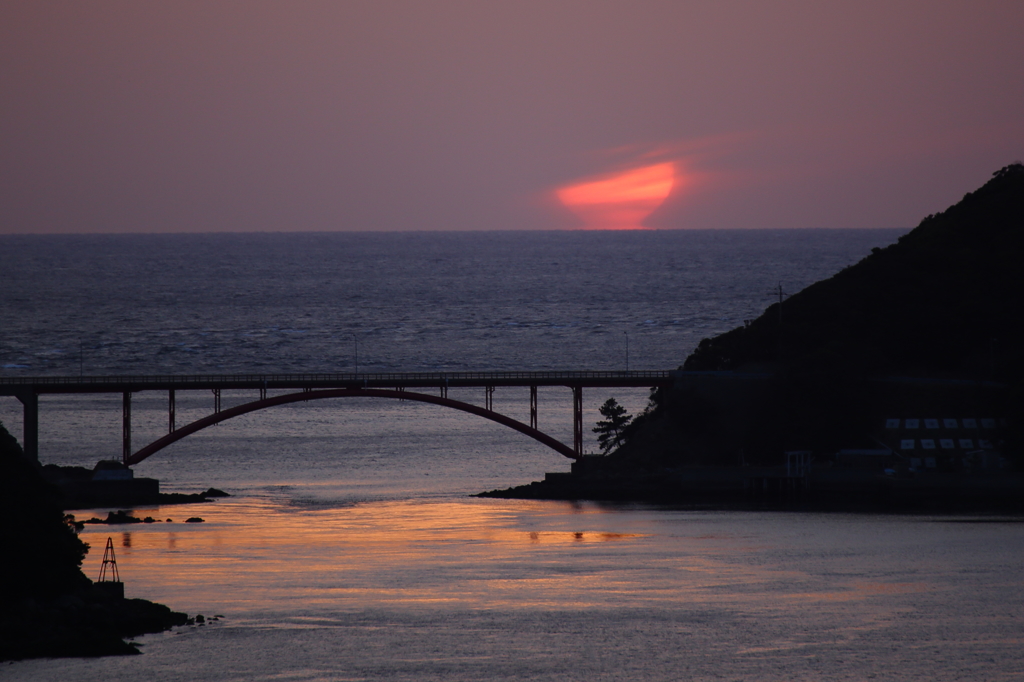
xmin=122 ymin=391 xmax=131 ymax=465
xmin=16 ymin=390 xmax=39 ymax=461
xmin=169 ymin=389 xmax=176 ymax=433
xmin=213 ymin=388 xmax=221 ymax=413
xmin=485 ymin=386 xmax=494 ymax=411
xmin=529 ymin=386 xmax=537 ymax=429
xmin=572 ymin=386 xmax=583 ymax=456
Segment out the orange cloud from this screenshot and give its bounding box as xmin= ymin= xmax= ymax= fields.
xmin=556 ymin=162 xmax=676 ymax=230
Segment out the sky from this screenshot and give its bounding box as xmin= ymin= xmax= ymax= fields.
xmin=2 ymin=1 xmax=1023 ymax=233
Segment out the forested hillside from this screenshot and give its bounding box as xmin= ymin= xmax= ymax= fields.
xmin=614 ymin=164 xmax=1023 ymax=467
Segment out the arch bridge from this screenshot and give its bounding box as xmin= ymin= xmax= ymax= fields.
xmin=0 ymin=371 xmax=678 ymax=465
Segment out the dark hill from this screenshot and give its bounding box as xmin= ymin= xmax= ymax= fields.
xmin=0 ymin=423 xmax=91 ymax=598
xmin=612 ymin=164 xmax=1023 ymax=468
xmin=0 ymin=422 xmax=189 ymax=661
xmin=685 ymin=163 xmax=1023 ymax=380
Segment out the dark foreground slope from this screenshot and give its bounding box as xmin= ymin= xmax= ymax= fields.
xmin=612 ymin=163 xmax=1024 ymax=469
xmin=482 ymin=164 xmax=1024 ymax=505
xmin=0 ymin=422 xmax=188 ymax=661
xmin=685 ymin=163 xmax=1024 ymax=382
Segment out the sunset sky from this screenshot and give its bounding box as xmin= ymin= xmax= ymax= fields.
xmin=2 ymin=1 xmax=1022 ymax=233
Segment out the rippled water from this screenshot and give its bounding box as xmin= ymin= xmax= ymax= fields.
xmin=13 ymin=498 xmax=1024 ymax=681
xmin=12 ymin=230 xmax=1022 ymax=680
xmin=0 ymin=230 xmax=903 ymax=376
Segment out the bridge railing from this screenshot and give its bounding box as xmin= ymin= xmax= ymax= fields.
xmin=0 ymin=370 xmax=673 ymax=387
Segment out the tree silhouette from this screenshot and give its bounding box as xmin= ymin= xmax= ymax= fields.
xmin=593 ymin=398 xmax=632 ymax=454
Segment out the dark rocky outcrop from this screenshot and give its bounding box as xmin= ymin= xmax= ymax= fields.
xmin=42 ymin=464 xmax=231 ymax=509
xmin=611 ymin=163 xmax=1024 ymax=471
xmin=686 ymin=164 xmax=1024 ymax=381
xmin=0 ymin=422 xmax=189 ymax=661
xmin=0 ymin=426 xmax=91 ymax=600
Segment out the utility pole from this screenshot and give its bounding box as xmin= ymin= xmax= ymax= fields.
xmin=773 ymin=282 xmax=787 ymax=324
xmin=769 ymin=282 xmax=788 ymax=362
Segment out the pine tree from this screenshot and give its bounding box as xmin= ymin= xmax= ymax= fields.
xmin=593 ymin=398 xmax=632 ymax=454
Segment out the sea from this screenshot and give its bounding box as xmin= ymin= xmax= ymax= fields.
xmin=4 ymin=228 xmax=1024 ymax=681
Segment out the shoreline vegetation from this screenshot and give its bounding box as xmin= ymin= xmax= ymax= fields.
xmin=483 ymin=164 xmax=1024 ymax=509
xmin=0 ymin=424 xmax=202 ymax=662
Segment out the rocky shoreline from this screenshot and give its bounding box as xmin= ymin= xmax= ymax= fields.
xmin=478 ymin=467 xmax=1024 ymax=513
xmin=0 ymin=423 xmax=218 ymax=662
xmin=0 ymin=585 xmax=191 ymax=661
xmin=42 ymin=463 xmax=231 ymax=510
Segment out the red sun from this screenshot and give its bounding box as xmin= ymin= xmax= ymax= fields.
xmin=556 ymin=162 xmax=675 ymax=230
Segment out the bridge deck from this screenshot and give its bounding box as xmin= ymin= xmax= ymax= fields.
xmin=0 ymin=370 xmax=676 ymax=395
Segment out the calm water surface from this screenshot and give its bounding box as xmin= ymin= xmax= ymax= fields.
xmin=11 ymin=498 xmax=1024 ymax=681
xmin=8 ymin=230 xmax=1023 ymax=680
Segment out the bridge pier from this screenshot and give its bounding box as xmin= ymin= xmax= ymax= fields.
xmin=485 ymin=385 xmax=494 ymax=411
xmin=122 ymin=391 xmax=131 ymax=465
xmin=15 ymin=390 xmax=39 ymax=461
xmin=213 ymin=388 xmax=222 ymax=413
xmin=169 ymin=389 xmax=176 ymax=433
xmin=529 ymin=385 xmax=537 ymax=429
xmin=572 ymin=386 xmax=583 ymax=456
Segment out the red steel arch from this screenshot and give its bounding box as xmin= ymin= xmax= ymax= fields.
xmin=126 ymin=388 xmax=579 ymax=465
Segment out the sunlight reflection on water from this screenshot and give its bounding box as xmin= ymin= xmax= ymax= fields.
xmin=10 ymin=497 xmax=1024 ymax=680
